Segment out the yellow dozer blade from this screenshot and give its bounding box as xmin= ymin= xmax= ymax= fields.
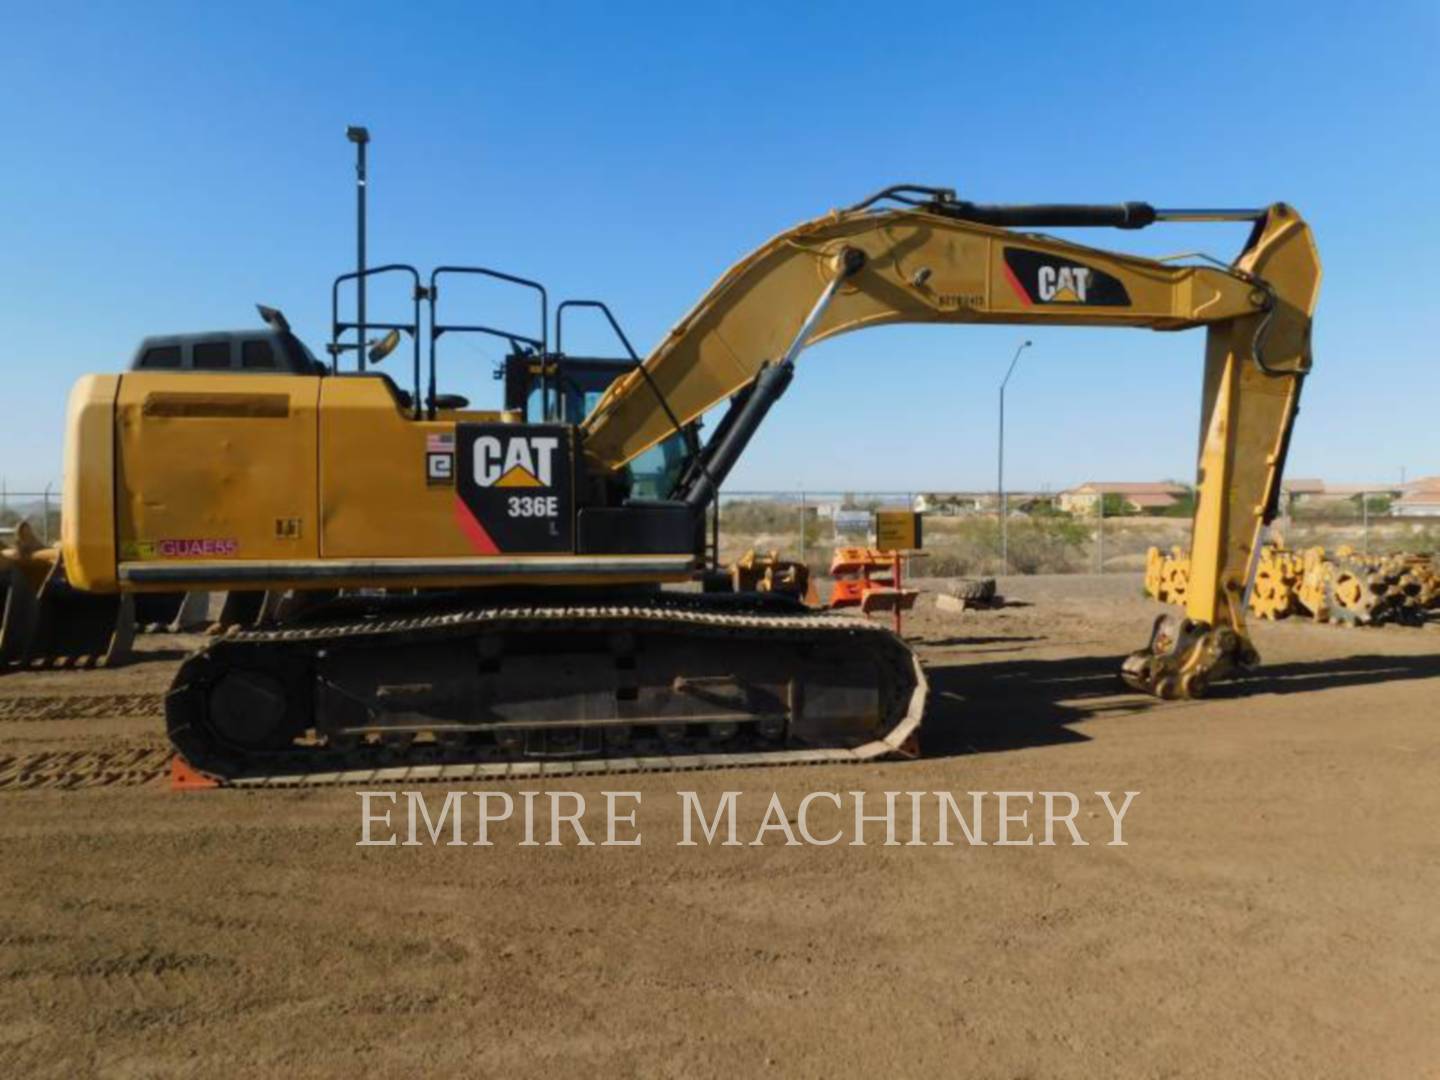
xmin=0 ymin=520 xmax=135 ymax=670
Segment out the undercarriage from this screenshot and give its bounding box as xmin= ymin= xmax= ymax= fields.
xmin=166 ymin=592 xmax=927 ymax=786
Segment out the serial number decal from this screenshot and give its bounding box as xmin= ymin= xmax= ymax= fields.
xmin=123 ymin=537 xmax=240 ymax=560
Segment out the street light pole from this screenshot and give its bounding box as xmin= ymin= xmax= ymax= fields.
xmin=998 ymin=339 xmax=1032 ymax=575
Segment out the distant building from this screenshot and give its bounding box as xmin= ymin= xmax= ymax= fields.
xmin=1058 ymin=482 xmax=1188 ymax=516
xmin=914 ymin=492 xmax=997 ymax=514
xmin=1279 ymin=479 xmax=1404 ymax=512
xmin=1395 ymin=477 xmax=1440 ymax=518
xmin=914 ymin=491 xmax=1052 ymax=515
xmin=1280 ymin=477 xmax=1327 ymax=504
xmin=1324 ymin=484 xmax=1394 ymax=497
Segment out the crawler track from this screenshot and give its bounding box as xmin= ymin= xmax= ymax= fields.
xmin=167 ymin=595 xmax=927 ymax=787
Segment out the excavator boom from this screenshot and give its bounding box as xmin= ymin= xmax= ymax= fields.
xmin=579 ymin=189 xmax=1319 ymax=696
xmin=581 ymin=192 xmax=1313 ymax=470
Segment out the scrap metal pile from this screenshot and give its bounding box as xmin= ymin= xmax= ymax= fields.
xmin=1146 ymin=540 xmax=1440 ymax=626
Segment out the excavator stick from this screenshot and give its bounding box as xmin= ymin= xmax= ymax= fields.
xmin=1123 ymin=206 xmax=1320 ymax=697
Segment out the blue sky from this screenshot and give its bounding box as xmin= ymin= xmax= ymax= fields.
xmin=2 ymin=1 xmax=1436 ymax=495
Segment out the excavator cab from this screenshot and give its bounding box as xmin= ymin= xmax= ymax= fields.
xmin=499 ymin=342 xmax=693 ymax=502
xmin=335 ymin=263 xmax=697 ymax=504
xmin=317 ymin=264 xmax=706 ymax=563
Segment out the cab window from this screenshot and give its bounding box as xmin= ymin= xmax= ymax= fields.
xmin=241 ymin=340 xmax=276 ymax=369
xmin=193 ymin=342 xmax=232 ymax=370
xmin=628 ymin=433 xmax=687 ymax=500
xmin=139 ymin=345 xmax=181 ymax=369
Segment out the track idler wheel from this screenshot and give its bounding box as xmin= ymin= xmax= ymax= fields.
xmin=167 ymin=648 xmax=313 ymax=777
xmin=208 ymin=669 xmax=294 ymax=750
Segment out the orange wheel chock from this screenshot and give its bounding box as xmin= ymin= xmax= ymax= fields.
xmin=169 ymin=754 xmax=221 ymax=792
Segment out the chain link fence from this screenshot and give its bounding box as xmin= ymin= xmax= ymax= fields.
xmin=714 ymin=490 xmax=1165 ymax=579
xmin=714 ymin=489 xmax=1440 ymax=580
xmin=1266 ymin=492 xmax=1440 ymax=564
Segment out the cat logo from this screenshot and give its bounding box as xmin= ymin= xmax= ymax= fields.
xmin=1002 ymin=248 xmax=1132 ymax=308
xmin=473 ymin=434 xmax=560 ymax=488
xmin=456 ymin=423 xmax=574 ymax=554
xmin=1037 ymin=265 xmax=1091 ymax=303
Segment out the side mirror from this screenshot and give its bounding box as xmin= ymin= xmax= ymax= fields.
xmin=368 ymin=328 xmax=402 ymax=364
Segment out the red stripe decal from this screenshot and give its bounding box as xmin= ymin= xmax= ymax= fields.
xmin=453 ymin=496 xmax=501 ymax=555
xmin=1002 ymin=260 xmax=1033 ymax=306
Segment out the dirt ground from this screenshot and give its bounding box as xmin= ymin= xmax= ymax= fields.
xmin=2 ymin=574 xmax=1437 ymax=1078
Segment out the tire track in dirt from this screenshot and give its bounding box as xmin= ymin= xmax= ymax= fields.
xmin=1 ymin=944 xmax=241 ymax=1022
xmin=0 ymin=694 xmax=166 ymax=723
xmin=0 ymin=747 xmax=171 ymax=790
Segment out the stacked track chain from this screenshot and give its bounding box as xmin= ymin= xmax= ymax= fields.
xmin=1146 ymin=543 xmax=1440 ymax=626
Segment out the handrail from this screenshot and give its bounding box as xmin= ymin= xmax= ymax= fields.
xmin=428 ymin=266 xmax=548 ymax=420
xmin=329 ymin=263 xmax=425 ymax=419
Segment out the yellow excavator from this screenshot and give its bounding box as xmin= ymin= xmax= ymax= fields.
xmin=0 ymin=182 xmax=1319 ymax=783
